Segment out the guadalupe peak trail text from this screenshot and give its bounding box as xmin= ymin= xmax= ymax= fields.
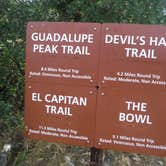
xmin=31 ymin=32 xmax=94 ymax=55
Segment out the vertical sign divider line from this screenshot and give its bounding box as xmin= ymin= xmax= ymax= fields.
xmin=90 ymin=23 xmax=104 ymax=166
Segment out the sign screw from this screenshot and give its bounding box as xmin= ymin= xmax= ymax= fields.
xmin=89 ymin=91 xmax=93 ymax=94
xmin=101 ymin=92 xmax=104 ymax=96
xmin=102 ymin=80 xmax=105 ymax=83
xmin=28 ymin=86 xmax=31 ymax=89
xmin=90 ymin=80 xmax=93 ymax=83
xmin=93 ymin=27 xmax=97 ymax=31
xmin=106 ymin=27 xmax=110 ymax=31
xmin=30 ymin=25 xmax=33 ymax=28
xmin=28 ymin=75 xmax=31 ymax=78
xmin=87 ymin=140 xmax=90 ymax=143
xmin=98 ymin=142 xmax=101 ymax=145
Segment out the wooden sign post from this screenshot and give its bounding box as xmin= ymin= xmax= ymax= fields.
xmin=90 ymin=147 xmax=103 ymax=166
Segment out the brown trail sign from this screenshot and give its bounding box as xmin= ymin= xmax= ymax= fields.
xmin=24 ymin=22 xmax=166 ymax=157
xmin=24 ymin=83 xmax=97 ymax=147
xmin=25 ymin=22 xmax=101 ymax=87
xmin=25 ymin=22 xmax=101 ymax=147
xmin=95 ymin=24 xmax=166 ymax=157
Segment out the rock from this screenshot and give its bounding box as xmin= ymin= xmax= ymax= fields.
xmin=157 ymin=160 xmax=164 ymax=166
xmin=0 ymin=152 xmax=7 ymax=166
xmin=64 ymin=155 xmax=74 ymax=166
xmin=103 ymin=158 xmax=112 ymax=166
xmin=2 ymin=144 xmax=11 ymax=153
xmin=79 ymin=158 xmax=89 ymax=165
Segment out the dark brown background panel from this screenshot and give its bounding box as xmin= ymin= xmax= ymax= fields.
xmin=24 ymin=82 xmax=97 ymax=147
xmin=95 ymin=86 xmax=166 ymax=156
xmin=25 ymin=22 xmax=101 ymax=86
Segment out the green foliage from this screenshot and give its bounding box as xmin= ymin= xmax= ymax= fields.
xmin=46 ymin=0 xmax=166 ymax=23
xmin=0 ymin=100 xmax=23 ymax=133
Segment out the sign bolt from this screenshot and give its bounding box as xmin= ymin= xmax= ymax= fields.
xmin=28 ymin=75 xmax=31 ymax=78
xmin=30 ymin=25 xmax=33 ymax=28
xmin=98 ymin=142 xmax=101 ymax=145
xmin=87 ymin=140 xmax=90 ymax=143
xmin=102 ymin=80 xmax=105 ymax=83
xmin=89 ymin=91 xmax=93 ymax=94
xmin=106 ymin=27 xmax=110 ymax=31
xmin=28 ymin=86 xmax=31 ymax=89
xmin=93 ymin=27 xmax=97 ymax=31
xmin=101 ymin=92 xmax=104 ymax=96
xmin=90 ymin=80 xmax=93 ymax=83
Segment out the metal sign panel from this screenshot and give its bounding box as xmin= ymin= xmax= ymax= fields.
xmin=96 ymin=23 xmax=166 ymax=156
xmin=99 ymin=24 xmax=166 ymax=88
xmin=25 ymin=22 xmax=101 ymax=86
xmin=24 ymin=82 xmax=97 ymax=147
xmin=95 ymin=86 xmax=166 ymax=156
